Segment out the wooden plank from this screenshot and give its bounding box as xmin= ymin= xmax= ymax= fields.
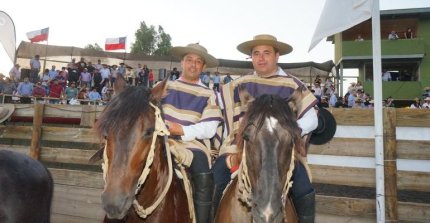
xmin=309 ymin=138 xmax=374 ymax=157
xmin=398 ymin=201 xmax=430 ymax=222
xmin=14 ymin=104 xmax=105 ymax=119
xmin=0 ymin=125 xmax=102 ymax=144
xmin=316 ymin=195 xmax=430 ymax=222
xmin=51 ymin=213 xmax=101 ymax=223
xmin=0 ymin=126 xmax=32 ymax=139
xmin=396 ymin=108 xmax=430 ymax=127
xmin=0 ymin=144 xmax=29 ymax=153
xmin=328 ymin=108 xmax=374 ymax=126
xmin=41 ymin=126 xmax=102 ymax=144
xmin=398 ymin=171 xmax=430 ymax=192
xmin=41 ymin=147 xmax=101 ymax=166
xmin=397 ymin=140 xmax=430 ymax=160
xmin=52 ymin=184 xmax=104 ymax=220
xmin=311 ymin=165 xmax=430 ymax=192
xmin=49 ymin=168 xmax=104 ymax=189
xmin=310 ymin=165 xmax=375 ymax=188
xmin=316 ymin=195 xmax=375 ymax=217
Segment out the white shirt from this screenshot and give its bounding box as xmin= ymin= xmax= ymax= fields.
xmin=9 ymin=66 xmax=21 ymax=81
xmin=382 ymin=72 xmax=392 ymax=81
xmin=100 ymin=68 xmax=111 ymax=79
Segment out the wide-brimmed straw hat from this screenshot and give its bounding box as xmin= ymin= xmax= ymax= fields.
xmin=237 ymin=34 xmax=293 ymax=56
xmin=424 ymin=97 xmax=430 ymax=101
xmin=171 ymin=43 xmax=218 ymax=68
xmin=0 ymin=104 xmax=15 ymax=123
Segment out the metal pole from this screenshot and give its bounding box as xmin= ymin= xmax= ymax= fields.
xmin=371 ymin=0 xmax=385 ymax=222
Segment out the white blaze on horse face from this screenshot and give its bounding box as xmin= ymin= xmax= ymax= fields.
xmin=262 ymin=203 xmax=274 ymax=222
xmin=265 ymin=116 xmax=278 ymax=133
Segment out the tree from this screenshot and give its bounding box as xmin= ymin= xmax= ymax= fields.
xmin=153 ymin=26 xmax=172 ymax=56
xmin=84 ymin=43 xmax=103 ymax=51
xmin=131 ymin=21 xmax=172 ymax=56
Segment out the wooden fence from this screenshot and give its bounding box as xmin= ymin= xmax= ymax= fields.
xmin=0 ymin=104 xmax=429 ymax=222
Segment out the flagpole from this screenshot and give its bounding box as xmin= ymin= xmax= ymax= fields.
xmin=42 ymin=28 xmax=49 ymax=73
xmin=123 ymin=36 xmax=127 ymax=64
xmin=371 ymin=0 xmax=385 ymax=222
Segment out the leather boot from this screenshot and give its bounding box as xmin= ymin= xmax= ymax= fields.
xmin=293 ymin=189 xmax=315 ymax=223
xmin=192 ymin=172 xmax=214 ymax=223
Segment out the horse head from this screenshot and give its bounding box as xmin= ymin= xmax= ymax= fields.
xmin=237 ymin=86 xmax=303 ymax=223
xmin=94 ymin=76 xmax=168 ymax=219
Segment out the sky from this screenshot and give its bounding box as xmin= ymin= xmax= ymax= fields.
xmin=1 ymin=0 xmax=430 ymax=75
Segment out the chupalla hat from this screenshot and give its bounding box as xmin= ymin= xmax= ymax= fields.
xmin=237 ymin=34 xmax=293 ymax=56
xmin=171 ymin=43 xmax=218 ymax=68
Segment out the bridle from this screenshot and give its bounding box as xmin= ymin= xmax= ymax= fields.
xmin=102 ymin=102 xmax=173 ymax=219
xmin=236 ymin=124 xmax=296 ymax=208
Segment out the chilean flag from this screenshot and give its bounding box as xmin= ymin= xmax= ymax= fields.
xmin=26 ymin=27 xmax=49 ymax=43
xmin=105 ymin=37 xmax=126 ymax=50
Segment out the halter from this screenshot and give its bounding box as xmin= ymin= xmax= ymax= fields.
xmin=102 ymin=102 xmax=173 ymax=219
xmin=237 ymin=140 xmax=296 ymax=208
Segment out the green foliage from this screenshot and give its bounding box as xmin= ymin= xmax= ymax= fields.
xmin=131 ymin=21 xmax=172 ymax=56
xmin=84 ymin=43 xmax=103 ymax=51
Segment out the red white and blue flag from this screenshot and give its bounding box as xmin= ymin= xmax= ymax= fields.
xmin=26 ymin=27 xmax=49 ymax=43
xmin=105 ymin=37 xmax=126 ymax=50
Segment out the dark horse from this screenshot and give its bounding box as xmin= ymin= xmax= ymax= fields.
xmin=94 ymin=77 xmax=191 ymax=223
xmin=215 ymin=89 xmax=305 ymax=223
xmin=0 ymin=150 xmax=53 ymax=223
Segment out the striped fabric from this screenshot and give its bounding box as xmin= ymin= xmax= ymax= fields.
xmin=220 ymin=72 xmax=318 ymax=155
xmin=161 ymin=80 xmax=223 ymax=158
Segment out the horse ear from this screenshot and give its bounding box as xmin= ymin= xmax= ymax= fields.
xmin=88 ymin=146 xmax=104 ymax=164
xmin=238 ymin=84 xmax=254 ymax=107
xmin=151 ymin=74 xmax=170 ymax=102
xmin=113 ymin=75 xmax=127 ymax=95
xmin=288 ymin=85 xmax=307 ymax=117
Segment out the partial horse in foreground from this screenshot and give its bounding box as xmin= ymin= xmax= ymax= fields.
xmin=0 ymin=150 xmax=53 ymax=223
xmin=215 ymin=89 xmax=305 ymax=223
xmin=94 ymin=76 xmax=191 ymax=223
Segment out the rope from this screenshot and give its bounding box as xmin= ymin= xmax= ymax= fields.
xmin=102 ymin=102 xmax=175 ymax=219
xmin=132 ymin=103 xmax=172 ymax=219
xmin=180 ymin=166 xmax=196 ymax=223
xmin=237 ymin=141 xmax=296 ymax=208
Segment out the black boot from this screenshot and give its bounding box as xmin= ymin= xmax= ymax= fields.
xmin=193 ymin=172 xmax=214 ymax=223
xmin=293 ymin=190 xmax=315 ymax=223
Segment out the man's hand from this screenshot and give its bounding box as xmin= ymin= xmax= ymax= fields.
xmin=165 ymin=120 xmax=184 ymax=136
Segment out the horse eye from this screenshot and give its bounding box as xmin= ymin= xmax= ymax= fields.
xmin=143 ymin=128 xmax=155 ymax=138
xmin=243 ymin=133 xmax=250 ymax=141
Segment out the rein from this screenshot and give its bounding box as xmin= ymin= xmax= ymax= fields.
xmin=102 ymin=102 xmax=173 ymax=219
xmin=237 ymin=140 xmax=296 ymax=208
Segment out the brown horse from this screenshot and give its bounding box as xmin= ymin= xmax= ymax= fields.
xmin=215 ymin=90 xmax=304 ymax=223
xmin=94 ymin=77 xmax=191 ymax=223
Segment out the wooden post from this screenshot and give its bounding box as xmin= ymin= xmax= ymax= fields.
xmin=383 ymin=107 xmax=398 ymax=221
xmin=30 ymin=103 xmax=44 ymax=160
xmin=80 ymin=105 xmax=97 ymax=127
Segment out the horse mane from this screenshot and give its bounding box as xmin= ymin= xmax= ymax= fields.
xmin=237 ymin=94 xmax=303 ymax=156
xmin=95 ymin=86 xmax=152 ymax=137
